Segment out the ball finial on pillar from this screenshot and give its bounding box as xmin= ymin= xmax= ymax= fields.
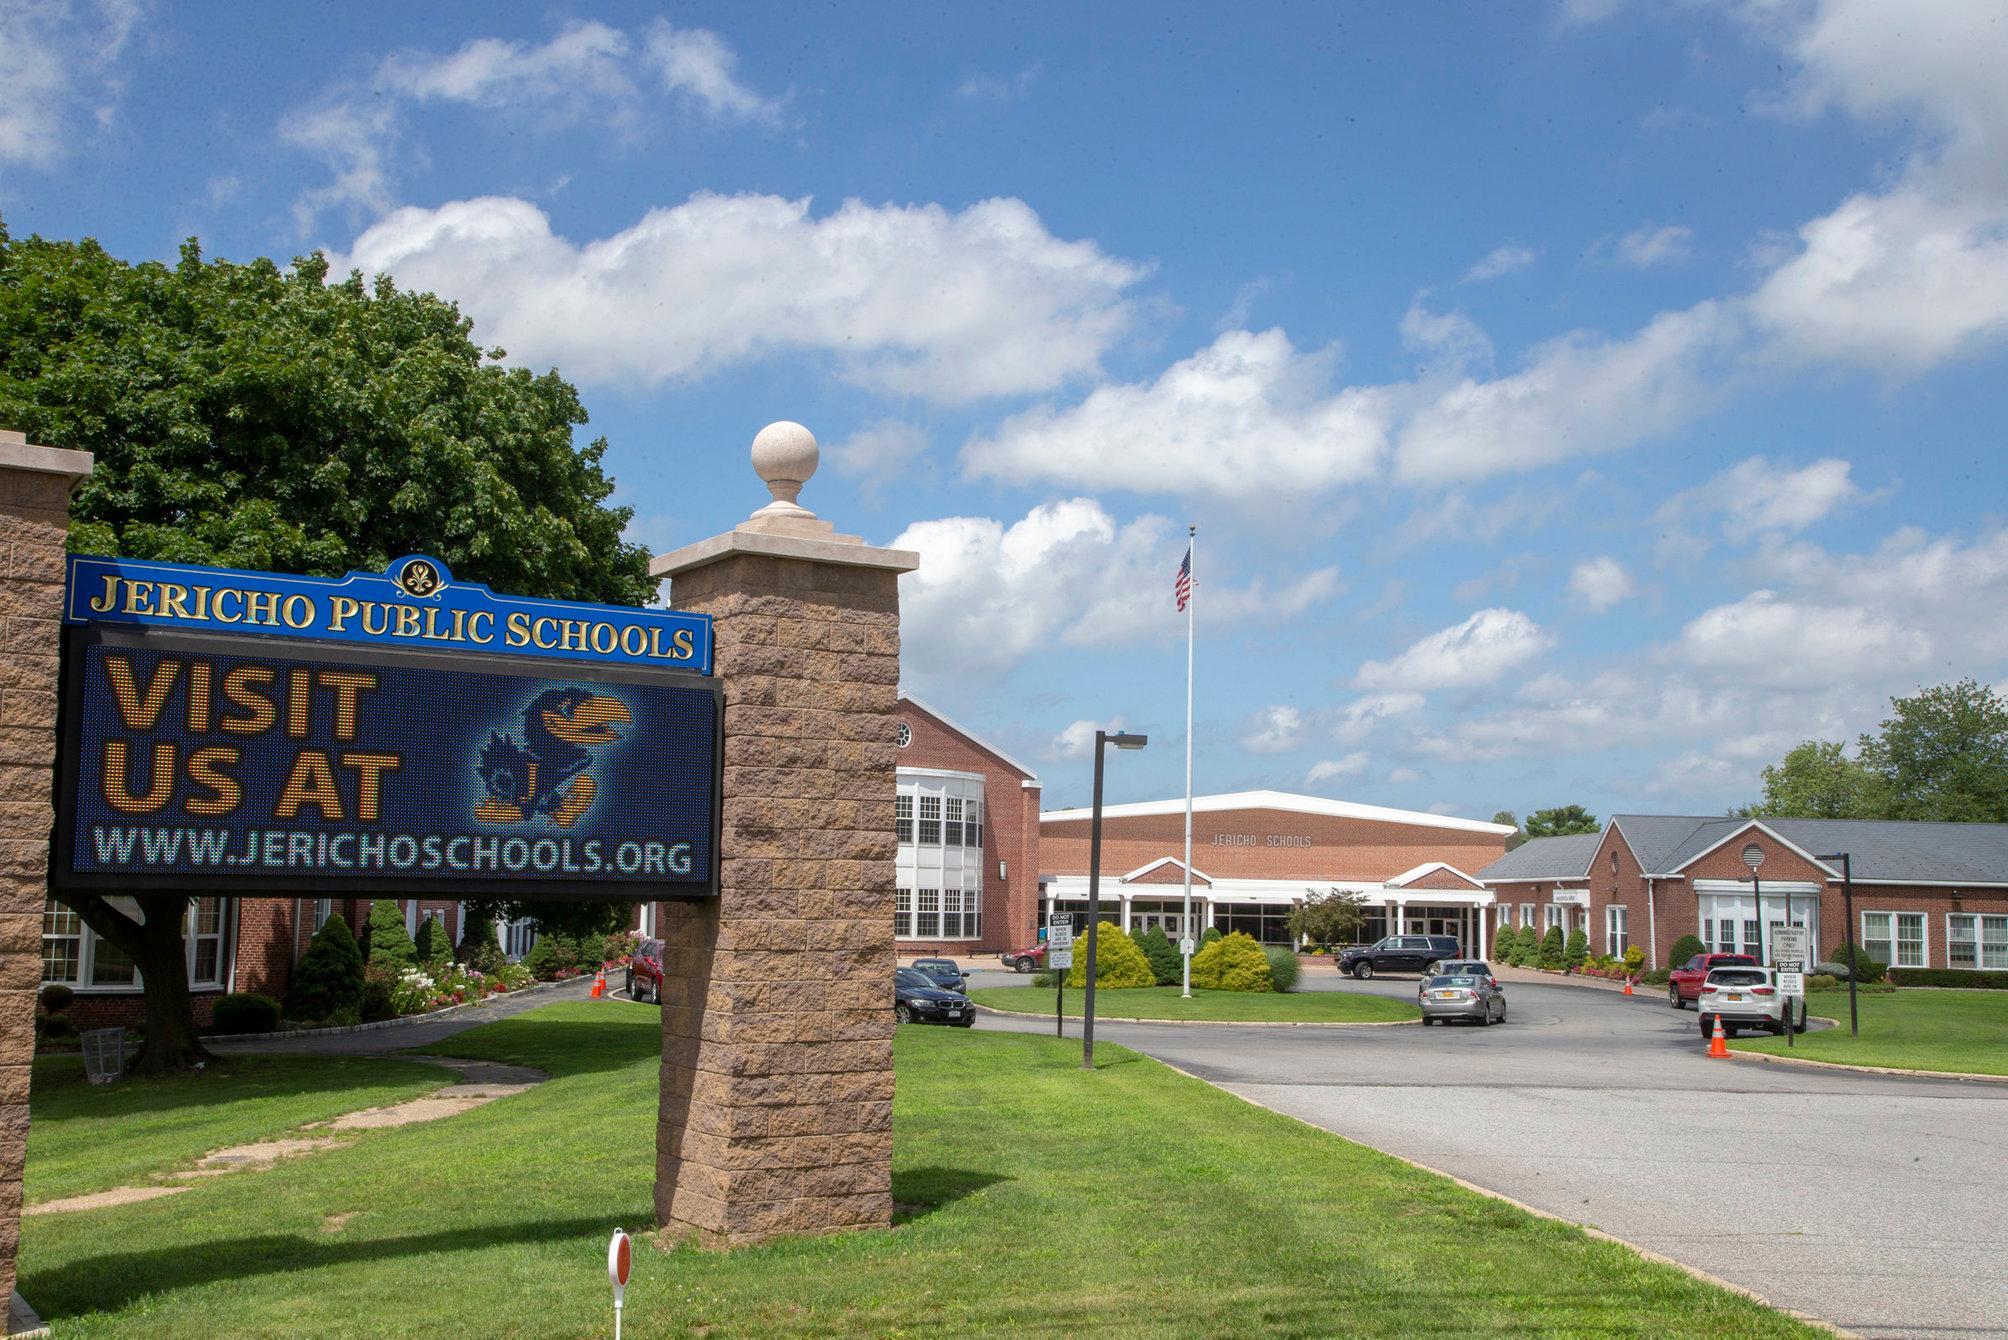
xmin=750 ymin=421 xmax=818 ymax=517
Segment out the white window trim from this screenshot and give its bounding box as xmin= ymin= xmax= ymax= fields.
xmin=1862 ymin=909 xmax=1928 ymax=970
xmin=43 ymin=898 xmax=233 ymax=992
xmin=1945 ymin=911 xmax=2008 ymax=971
xmin=1605 ymin=904 xmax=1628 ymax=956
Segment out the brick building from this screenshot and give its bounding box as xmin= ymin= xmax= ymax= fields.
xmin=1478 ymin=816 xmax=2008 ymax=973
xmin=1040 ymin=791 xmax=1515 ymax=950
xmin=892 ymin=695 xmax=1042 ymax=956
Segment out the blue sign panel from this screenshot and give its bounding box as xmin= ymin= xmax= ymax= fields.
xmin=54 ymin=630 xmax=719 ymax=897
xmin=64 ymin=553 xmax=711 ymax=676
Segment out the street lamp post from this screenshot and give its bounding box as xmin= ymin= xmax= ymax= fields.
xmin=1817 ymin=851 xmax=1859 ymax=1037
xmin=1083 ymin=728 xmax=1148 ymax=1071
xmin=1742 ymin=842 xmax=1766 ymax=969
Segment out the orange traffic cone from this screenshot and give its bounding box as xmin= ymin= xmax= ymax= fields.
xmin=591 ymin=969 xmax=605 ymax=999
xmin=1622 ymin=977 xmax=1634 ymax=996
xmin=1707 ymin=1014 xmax=1728 ymax=1059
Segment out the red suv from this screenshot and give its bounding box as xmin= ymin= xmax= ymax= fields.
xmin=999 ymin=944 xmax=1046 ymax=973
xmin=1667 ymin=952 xmax=1757 ymax=1009
xmin=625 ymin=937 xmax=665 ymax=1004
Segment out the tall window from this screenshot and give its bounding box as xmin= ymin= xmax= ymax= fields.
xmin=1519 ymin=904 xmax=1533 ymax=928
xmin=916 ymin=888 xmax=940 ymax=937
xmin=311 ymin=899 xmax=333 ymax=933
xmin=1605 ymin=905 xmax=1629 ymax=956
xmin=1544 ymin=905 xmax=1563 ymax=932
xmin=894 ymin=887 xmax=914 ymax=937
xmin=941 ymin=887 xmax=962 ymax=938
xmin=967 ymin=800 xmax=983 ymax=849
xmin=894 ymin=795 xmax=913 ymax=844
xmin=943 ymin=797 xmax=963 ymax=847
xmin=1945 ymin=914 xmax=2008 ymax=970
xmin=918 ymin=795 xmax=941 ymax=845
xmin=189 ymin=898 xmax=224 ymax=987
xmin=1862 ymin=911 xmax=1926 ymax=969
xmin=964 ymin=870 xmax=982 ymax=938
xmin=42 ymin=903 xmax=81 ymax=984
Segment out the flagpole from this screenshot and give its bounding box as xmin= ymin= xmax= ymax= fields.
xmin=1181 ymin=524 xmax=1196 ymax=998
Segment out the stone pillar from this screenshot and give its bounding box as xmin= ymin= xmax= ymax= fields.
xmin=0 ymin=430 xmax=92 ymax=1322
xmin=650 ymin=423 xmax=917 ymax=1247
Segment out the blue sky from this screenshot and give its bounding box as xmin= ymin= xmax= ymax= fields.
xmin=6 ymin=1 xmax=2007 ymax=817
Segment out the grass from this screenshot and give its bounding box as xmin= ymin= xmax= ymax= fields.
xmin=18 ymin=1000 xmax=1819 ymax=1337
xmin=968 ymin=983 xmax=1420 ymax=1023
xmin=27 ymin=1053 xmax=459 ymax=1204
xmin=1733 ymin=987 xmax=2008 ymax=1075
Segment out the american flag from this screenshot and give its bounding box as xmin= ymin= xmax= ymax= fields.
xmin=1174 ymin=547 xmax=1192 ymax=612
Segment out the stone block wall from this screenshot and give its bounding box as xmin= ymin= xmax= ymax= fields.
xmin=654 ymin=551 xmax=900 ymax=1245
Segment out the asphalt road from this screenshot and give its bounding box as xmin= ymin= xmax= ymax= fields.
xmin=978 ymin=969 xmax=2008 ymax=1339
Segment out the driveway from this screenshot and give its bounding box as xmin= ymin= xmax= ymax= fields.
xmin=982 ymin=973 xmax=2008 ymax=1339
xmin=209 ymin=974 xmax=596 ymax=1057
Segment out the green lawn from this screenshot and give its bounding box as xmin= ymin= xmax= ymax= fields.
xmin=19 ymin=1000 xmax=1817 ymax=1337
xmin=27 ymin=1053 xmax=459 ymax=1204
xmin=1733 ymin=988 xmax=2008 ymax=1076
xmin=968 ymin=983 xmax=1420 ymax=1023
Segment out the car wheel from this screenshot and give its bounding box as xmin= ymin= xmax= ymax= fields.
xmin=956 ymin=1016 xmax=976 ymax=1028
xmin=1354 ymin=963 xmax=1375 ymax=980
xmin=625 ymin=970 xmax=634 ymax=996
xmin=1015 ymin=958 xmax=1032 ymax=974
xmin=1699 ymin=1019 xmax=1712 ymax=1039
xmin=1668 ymin=985 xmax=1682 ymax=1009
xmin=894 ymin=1004 xmax=912 ymax=1025
xmin=647 ymin=978 xmax=659 ymax=1005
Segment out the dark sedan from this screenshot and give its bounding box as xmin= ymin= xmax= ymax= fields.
xmin=908 ymin=957 xmax=969 ymax=992
xmin=895 ymin=968 xmax=975 ymax=1027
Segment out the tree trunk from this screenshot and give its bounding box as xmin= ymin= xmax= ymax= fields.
xmin=63 ymin=892 xmax=213 ymax=1075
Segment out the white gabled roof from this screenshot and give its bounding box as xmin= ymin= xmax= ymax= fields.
xmin=898 ymin=693 xmax=1039 ymax=784
xmin=1385 ymin=861 xmax=1486 ymax=889
xmin=1120 ymin=856 xmax=1214 ymax=884
xmin=1041 ymin=789 xmax=1516 ymax=837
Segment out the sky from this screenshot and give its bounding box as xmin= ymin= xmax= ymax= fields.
xmin=5 ymin=0 xmax=2007 ymax=818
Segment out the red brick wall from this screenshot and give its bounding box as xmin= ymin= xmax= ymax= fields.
xmin=894 ymin=700 xmax=1039 ymax=956
xmin=1043 ymin=809 xmax=1507 ymax=885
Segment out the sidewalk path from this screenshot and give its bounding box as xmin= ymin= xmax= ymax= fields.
xmin=208 ymin=974 xmax=597 ymax=1058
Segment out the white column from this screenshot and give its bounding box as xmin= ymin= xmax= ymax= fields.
xmin=1394 ymin=899 xmax=1407 ymax=936
xmin=1119 ymin=894 xmax=1133 ymax=932
xmin=1475 ymin=904 xmax=1487 ymax=960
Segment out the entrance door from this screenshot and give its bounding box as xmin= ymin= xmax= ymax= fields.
xmin=1137 ymin=911 xmax=1187 ymax=940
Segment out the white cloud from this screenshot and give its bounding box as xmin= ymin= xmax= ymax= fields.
xmin=1401 ymin=301 xmax=1493 ymax=372
xmin=1330 ymin=692 xmax=1426 ymax=745
xmin=1657 ymin=455 xmax=1860 ymax=541
xmin=1464 ymin=244 xmax=1535 ymax=282
xmin=335 ymin=193 xmax=1146 ymax=402
xmin=1306 ymin=753 xmax=1369 ymax=783
xmin=1569 ymin=556 xmax=1636 ymax=613
xmin=380 ymin=20 xmax=639 ymax=109
xmin=957 ymin=64 xmax=1041 ymax=102
xmin=829 ymin=421 xmax=930 ymax=498
xmin=1209 ymin=567 xmax=1344 ymax=623
xmin=1356 ymin=609 xmax=1553 ymax=692
xmin=1050 ymin=717 xmax=1122 ymax=761
xmin=1240 ymin=705 xmax=1305 ymax=754
xmin=1616 ymin=223 xmax=1694 ymax=268
xmin=1678 ymin=590 xmax=1926 ymax=688
xmin=643 ymin=22 xmax=785 ymax=123
xmin=0 ymin=0 xmax=142 ymax=168
xmin=1385 ymin=766 xmax=1424 ymax=786
xmin=963 ymin=328 xmax=1392 ymax=498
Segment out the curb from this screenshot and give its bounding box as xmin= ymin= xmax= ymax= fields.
xmin=971 ymin=1003 xmax=1418 ymax=1028
xmin=204 ymin=973 xmax=594 ymax=1044
xmin=1153 ymin=1061 xmax=1857 ymax=1339
xmin=1725 ymin=1047 xmax=2008 ymax=1085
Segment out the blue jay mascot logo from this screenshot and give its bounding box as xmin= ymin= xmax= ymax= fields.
xmin=474 ymin=688 xmax=633 ymax=828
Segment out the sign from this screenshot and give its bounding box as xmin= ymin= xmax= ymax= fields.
xmin=1210 ymin=833 xmax=1312 ymax=848
xmin=608 ymin=1228 xmax=632 ymax=1339
xmin=1047 ymin=919 xmax=1074 ymax=971
xmin=1179 ymin=937 xmax=1195 ymax=957
xmin=54 ymin=626 xmax=719 ymax=898
xmin=1778 ymin=971 xmax=1805 ymax=997
xmin=1771 ymin=926 xmax=1810 ymax=972
xmin=65 ymin=554 xmax=713 ymax=675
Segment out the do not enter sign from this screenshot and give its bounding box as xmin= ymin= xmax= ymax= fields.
xmin=609 ymin=1228 xmax=632 ymax=1293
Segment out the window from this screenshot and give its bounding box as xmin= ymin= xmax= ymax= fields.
xmin=1497 ymin=906 xmax=1513 ymax=931
xmin=1862 ymin=911 xmax=1926 ymax=969
xmin=189 ymin=898 xmax=224 ymax=987
xmin=916 ymin=888 xmax=940 ymax=937
xmin=943 ymin=797 xmax=963 ymax=847
xmin=941 ymin=887 xmax=962 ymax=938
xmin=311 ymin=899 xmax=333 ymax=933
xmin=918 ymin=795 xmax=941 ymax=845
xmin=1519 ymin=903 xmax=1533 ymax=928
xmin=1948 ymin=914 xmax=2008 ymax=970
xmin=965 ymin=871 xmax=982 ymax=939
xmin=42 ymin=903 xmax=81 ymax=985
xmin=1544 ymin=905 xmax=1563 ymax=932
xmin=967 ymin=800 xmax=983 ymax=849
xmin=894 ymin=888 xmax=913 ymax=938
xmin=1605 ymin=905 xmax=1629 ymax=956
xmin=894 ymin=795 xmax=913 ymax=844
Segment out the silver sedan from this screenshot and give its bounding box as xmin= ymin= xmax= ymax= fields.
xmin=1419 ymin=972 xmax=1506 ymax=1026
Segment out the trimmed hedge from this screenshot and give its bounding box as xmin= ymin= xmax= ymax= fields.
xmin=1887 ymin=968 xmax=2008 ymax=989
xmin=211 ymin=992 xmax=281 ymax=1034
xmin=1200 ymin=926 xmax=1223 ymax=947
xmin=1262 ymin=945 xmax=1300 ymax=993
xmin=285 ymin=913 xmax=364 ymax=1024
xmin=1064 ymin=922 xmax=1156 ymax=989
xmin=1828 ymin=943 xmax=1887 ymax=985
xmin=413 ymin=915 xmax=452 ymax=966
xmin=1564 ymin=928 xmax=1589 ymax=971
xmin=1539 ymin=926 xmax=1565 ymax=971
xmin=523 ymin=934 xmax=579 ymax=981
xmin=366 ymin=900 xmax=417 ymax=972
xmin=38 ymin=983 xmax=74 ymax=1013
xmin=1667 ymin=934 xmax=1706 ymax=969
xmin=1132 ymin=925 xmax=1182 ymax=986
xmin=1191 ymin=931 xmax=1272 ymax=993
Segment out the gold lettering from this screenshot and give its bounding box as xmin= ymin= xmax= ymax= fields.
xmin=328 ymin=596 xmax=360 ymax=632
xmin=87 ymin=574 xmax=120 ymax=614
xmin=674 ymin=627 xmax=695 ymax=659
xmin=341 ymin=752 xmax=400 ymax=821
xmin=102 ymin=740 xmax=175 ymax=813
xmin=190 ymin=585 xmax=214 ymax=620
xmin=281 ymin=594 xmax=313 ymax=628
xmin=360 ymin=602 xmax=389 ymax=636
xmin=559 ymin=619 xmax=589 ymax=653
xmin=318 ymin=670 xmax=377 ymax=741
xmin=212 ymin=589 xmax=243 ymax=623
xmin=156 ymin=584 xmax=191 ymax=620
xmin=220 ymin=665 xmax=276 ymax=734
xmin=275 ymin=751 xmax=343 ymax=820
xmin=105 ymin=656 xmax=179 ymax=730
xmin=185 ymin=745 xmax=241 ymax=816
xmin=505 ymin=611 xmax=531 ymax=647
xmin=619 ymin=625 xmax=647 ymax=657
xmin=244 ymin=590 xmax=281 ymax=625
xmin=531 ymin=617 xmax=559 ymax=650
xmin=121 ymin=580 xmax=156 ymax=615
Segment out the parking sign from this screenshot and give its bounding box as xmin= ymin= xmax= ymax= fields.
xmin=1772 ymin=926 xmax=1810 ymax=972
xmin=1778 ymin=971 xmax=1805 ymax=997
xmin=1047 ymin=920 xmax=1074 ymax=971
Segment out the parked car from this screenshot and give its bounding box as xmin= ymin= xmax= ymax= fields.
xmin=908 ymin=957 xmax=969 ymax=991
xmin=1667 ymin=952 xmax=1758 ymax=1009
xmin=894 ymin=968 xmax=975 ymax=1027
xmin=1697 ymin=965 xmax=1805 ymax=1038
xmin=999 ymin=944 xmax=1047 ymax=973
xmin=1420 ymin=971 xmax=1507 ymax=1026
xmin=1337 ymin=935 xmax=1463 ymax=979
xmin=624 ymin=937 xmax=664 ymax=1004
xmin=1418 ymin=959 xmax=1496 ymax=1000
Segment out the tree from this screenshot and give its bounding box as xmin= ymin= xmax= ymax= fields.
xmin=1492 ymin=812 xmax=1527 ymax=851
xmin=284 ymin=914 xmax=364 ymax=1025
xmin=1524 ymin=806 xmax=1600 ymax=838
xmin=2 ymin=226 xmax=653 ymax=1072
xmin=1746 ymin=740 xmax=1889 ymax=819
xmin=366 ymin=901 xmax=418 ymax=973
xmin=1857 ymin=679 xmax=2008 ymax=823
xmin=1286 ymin=888 xmax=1369 ymax=948
xmin=1131 ymin=925 xmax=1181 ymax=986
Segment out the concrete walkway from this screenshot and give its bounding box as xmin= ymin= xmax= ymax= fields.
xmin=209 ymin=974 xmax=597 ymax=1057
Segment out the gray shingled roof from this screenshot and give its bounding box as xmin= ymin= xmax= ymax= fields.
xmin=1476 ymin=832 xmax=1601 ymax=882
xmin=1612 ymin=814 xmax=2008 ymax=885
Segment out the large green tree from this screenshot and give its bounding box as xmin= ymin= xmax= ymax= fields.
xmin=1858 ymin=678 xmax=2008 ymax=823
xmin=1 ymin=225 xmax=653 ymax=1072
xmin=1524 ymin=805 xmax=1600 ymax=838
xmin=1745 ymin=740 xmax=1889 ymax=819
xmin=1491 ymin=811 xmax=1527 ymax=851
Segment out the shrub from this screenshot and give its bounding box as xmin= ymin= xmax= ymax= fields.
xmin=1806 ymin=973 xmax=1841 ymax=991
xmin=457 ymin=915 xmax=503 ymax=971
xmin=1201 ymin=927 xmax=1223 ymax=947
xmin=1132 ymin=925 xmax=1181 ymax=986
xmin=413 ymin=915 xmax=453 ymax=967
xmin=1886 ymin=967 xmax=2008 ymax=989
xmin=1622 ymin=945 xmax=1646 ymax=975
xmin=211 ymin=992 xmax=281 ymax=1034
xmin=1564 ymin=928 xmax=1589 ymax=971
xmin=1668 ymin=934 xmax=1706 ymax=969
xmin=1064 ymin=922 xmax=1156 ymax=989
xmin=522 ymin=933 xmax=579 ymax=981
xmin=35 ymin=1012 xmax=72 ymax=1040
xmin=1539 ymin=926 xmax=1565 ymax=971
xmin=1641 ymin=967 xmax=1670 ymax=986
xmin=38 ymin=983 xmax=74 ymax=1013
xmin=1262 ymin=944 xmax=1300 ymax=993
xmin=1191 ymin=931 xmax=1273 ymax=993
xmin=1813 ymin=960 xmax=1854 ymax=980
xmin=1828 ymin=943 xmax=1887 ymax=984
xmin=360 ymin=966 xmax=399 ymax=1022
xmin=1031 ymin=969 xmax=1063 ymax=989
xmin=365 ymin=900 xmax=417 ymax=973
xmin=285 ymin=913 xmax=364 ymax=1024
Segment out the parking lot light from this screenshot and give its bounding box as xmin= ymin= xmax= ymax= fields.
xmin=1742 ymin=843 xmax=1766 ymax=968
xmin=1083 ymin=727 xmax=1148 ymax=1071
xmin=1817 ymin=851 xmax=1859 ymax=1037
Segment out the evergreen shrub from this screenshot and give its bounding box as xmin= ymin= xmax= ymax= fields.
xmin=413 ymin=915 xmax=452 ymax=967
xmin=1564 ymin=928 xmax=1589 ymax=971
xmin=1539 ymin=926 xmax=1565 ymax=971
xmin=1201 ymin=927 xmax=1223 ymax=947
xmin=1262 ymin=944 xmax=1300 ymax=992
xmin=1667 ymin=934 xmax=1706 ymax=969
xmin=1829 ymin=943 xmax=1887 ymax=984
xmin=1190 ymin=931 xmax=1273 ymax=992
xmin=457 ymin=916 xmax=503 ymax=971
xmin=1064 ymin=923 xmax=1156 ymax=989
xmin=285 ymin=913 xmax=364 ymax=1024
xmin=38 ymin=984 xmax=74 ymax=1012
xmin=366 ymin=900 xmax=417 ymax=972
xmin=1887 ymin=967 xmax=2008 ymax=989
xmin=360 ymin=966 xmax=398 ymax=1022
xmin=1133 ymin=925 xmax=1181 ymax=986
xmin=211 ymin=992 xmax=281 ymax=1034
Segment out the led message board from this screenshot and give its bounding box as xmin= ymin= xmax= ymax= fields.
xmin=55 ymin=557 xmax=719 ymax=899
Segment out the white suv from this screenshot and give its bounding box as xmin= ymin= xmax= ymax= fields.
xmin=1697 ymin=965 xmax=1806 ymax=1039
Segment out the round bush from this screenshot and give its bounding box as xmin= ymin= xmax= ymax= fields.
xmin=285 ymin=913 xmax=364 ymax=1025
xmin=359 ymin=968 xmax=398 ymax=1023
xmin=1064 ymin=922 xmax=1156 ymax=989
xmin=38 ymin=983 xmax=74 ymax=1013
xmin=1200 ymin=927 xmax=1223 ymax=947
xmin=1806 ymin=973 xmax=1841 ymax=991
xmin=1262 ymin=944 xmax=1300 ymax=993
xmin=1667 ymin=934 xmax=1706 ymax=969
xmin=457 ymin=915 xmax=503 ymax=971
xmin=1191 ymin=931 xmax=1273 ymax=992
xmin=1828 ymin=943 xmax=1887 ymax=984
xmin=211 ymin=992 xmax=281 ymax=1034
xmin=35 ymin=1012 xmax=72 ymax=1040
